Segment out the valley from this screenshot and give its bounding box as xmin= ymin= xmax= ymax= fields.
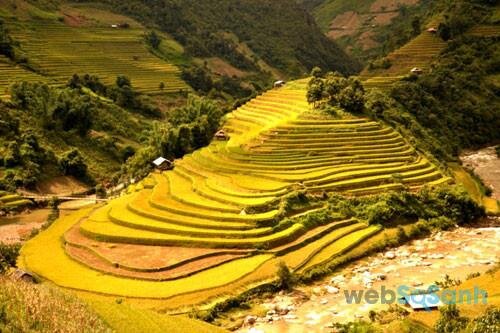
xmin=0 ymin=1 xmax=499 ymax=332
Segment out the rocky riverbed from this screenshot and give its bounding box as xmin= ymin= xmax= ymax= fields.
xmin=460 ymin=145 xmax=500 ymax=200
xmin=236 ymin=224 xmax=500 ymax=333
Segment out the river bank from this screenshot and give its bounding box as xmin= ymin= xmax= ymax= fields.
xmin=235 ymin=222 xmax=499 ymax=333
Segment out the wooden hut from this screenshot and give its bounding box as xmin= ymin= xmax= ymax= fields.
xmin=152 ymin=157 xmax=174 ymax=171
xmin=273 ymin=80 xmax=285 ymax=88
xmin=214 ymin=130 xmax=230 ymax=141
xmin=11 ymin=269 xmax=36 ymax=283
xmin=410 ymin=67 xmax=424 ymax=75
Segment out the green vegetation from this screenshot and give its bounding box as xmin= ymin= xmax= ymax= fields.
xmin=0 ymin=19 xmax=14 ymax=60
xmin=435 ymin=305 xmax=469 ymax=333
xmin=329 ymin=185 xmax=484 ymax=226
xmin=77 ymin=0 xmax=360 ymax=76
xmin=19 ymin=82 xmax=458 ymax=309
xmin=307 ymin=69 xmax=365 ymax=112
xmin=382 ymin=37 xmax=500 ymax=159
xmin=124 ymin=95 xmax=224 ymax=178
xmin=0 ymin=243 xmax=20 ymax=274
xmin=2 ymin=1 xmax=498 ymax=330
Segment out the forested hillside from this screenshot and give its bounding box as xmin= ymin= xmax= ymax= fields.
xmin=308 ymin=0 xmax=500 ymax=161
xmin=74 ymin=0 xmax=360 ymax=76
xmin=298 ymin=0 xmax=440 ymax=64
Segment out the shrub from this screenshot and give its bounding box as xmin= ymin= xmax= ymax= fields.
xmin=120 ymin=145 xmax=136 ymax=162
xmin=306 ymin=72 xmax=365 ymax=113
xmin=0 ymin=19 xmax=14 ymax=59
xmin=331 ymin=321 xmax=381 ymax=333
xmin=435 ymin=304 xmax=468 ymax=333
xmin=59 ymin=149 xmax=88 ymax=179
xmin=145 ymin=30 xmax=161 ymax=49
xmin=276 ymin=262 xmax=297 ymax=291
xmin=467 ymin=307 xmax=500 ymax=333
xmin=0 ymin=243 xmax=20 ymax=274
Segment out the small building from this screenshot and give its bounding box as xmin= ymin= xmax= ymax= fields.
xmin=214 ymin=129 xmax=229 ymax=141
xmin=427 ymin=27 xmax=438 ymax=34
xmin=410 ymin=67 xmax=424 ymax=75
xmin=273 ymin=80 xmax=285 ymax=88
xmin=11 ymin=269 xmax=36 ymax=283
xmin=399 ymin=294 xmax=443 ymax=311
xmin=111 ymin=24 xmax=118 ymax=28
xmin=152 ymin=157 xmax=174 ymax=171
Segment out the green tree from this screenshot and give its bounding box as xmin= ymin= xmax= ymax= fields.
xmin=4 ymin=142 xmax=20 ymax=167
xmin=52 ymin=91 xmax=94 ymax=135
xmin=411 ymin=15 xmax=421 ymax=36
xmin=175 ymin=125 xmax=192 ymax=156
xmin=310 ymin=66 xmax=323 ymax=78
xmin=337 ymin=78 xmax=365 ymax=113
xmin=306 ymin=77 xmax=324 ymax=107
xmin=146 ymin=31 xmax=161 ymax=49
xmin=0 ymin=19 xmax=14 ymax=59
xmin=10 ymin=82 xmax=56 ymax=129
xmin=59 ymin=149 xmax=88 ymax=179
xmin=324 ymin=72 xmax=347 ymax=104
xmin=116 ymin=75 xmax=131 ymax=88
xmin=438 ymin=22 xmax=452 ymax=41
xmin=0 ymin=243 xmax=21 ymax=274
xmin=276 ymin=262 xmax=297 ymax=291
xmin=435 ymin=305 xmax=468 ymax=333
xmin=467 ymin=307 xmax=500 ymax=333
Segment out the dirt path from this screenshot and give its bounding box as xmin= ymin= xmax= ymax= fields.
xmin=236 ymin=224 xmax=499 ymax=333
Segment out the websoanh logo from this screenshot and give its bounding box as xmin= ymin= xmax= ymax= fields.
xmin=343 ymin=284 xmax=488 ymax=311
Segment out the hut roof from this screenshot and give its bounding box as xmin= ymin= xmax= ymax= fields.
xmin=12 ymin=269 xmax=35 ymax=281
xmin=400 ymin=294 xmax=443 ymax=310
xmin=152 ymin=157 xmax=172 ymax=167
xmin=215 ymin=130 xmax=227 ymax=136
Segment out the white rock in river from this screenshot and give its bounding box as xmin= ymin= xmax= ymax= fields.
xmin=330 ymin=275 xmax=345 ymax=285
xmin=385 ymin=251 xmax=396 ymax=259
xmin=283 ymin=313 xmax=298 ymax=320
xmin=326 ymin=286 xmax=340 ymax=294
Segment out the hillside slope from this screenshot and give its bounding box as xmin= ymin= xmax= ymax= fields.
xmin=0 ymin=277 xmax=227 ymax=332
xmin=0 ymin=1 xmax=188 ymax=95
xmin=74 ymin=0 xmax=361 ymax=76
xmin=19 ymin=81 xmax=455 ymax=311
xmin=299 ymin=0 xmax=425 ymax=60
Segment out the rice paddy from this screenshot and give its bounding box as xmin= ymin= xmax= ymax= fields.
xmin=359 ymin=31 xmax=447 ymax=88
xmin=0 ymin=3 xmax=188 ymax=96
xmin=19 ymin=81 xmax=451 ymax=308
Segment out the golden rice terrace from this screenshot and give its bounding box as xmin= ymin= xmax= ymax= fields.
xmin=20 ymin=81 xmax=451 ymax=309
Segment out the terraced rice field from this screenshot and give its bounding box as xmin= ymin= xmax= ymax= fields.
xmin=468 ymin=25 xmax=500 ymax=37
xmin=360 ymin=31 xmax=447 ymax=88
xmin=20 ymin=82 xmax=451 ymax=308
xmin=0 ymin=56 xmax=48 ymax=99
xmin=0 ymin=191 xmax=31 ymax=209
xmin=2 ymin=20 xmax=188 ymax=94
